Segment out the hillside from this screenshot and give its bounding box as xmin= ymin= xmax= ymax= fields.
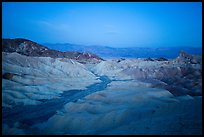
xmin=2 ymin=38 xmax=104 ymax=64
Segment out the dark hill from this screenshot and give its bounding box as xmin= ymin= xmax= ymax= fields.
xmin=2 ymin=38 xmax=104 ymax=63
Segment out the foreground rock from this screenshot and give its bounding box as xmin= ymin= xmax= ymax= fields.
xmin=2 ymin=52 xmax=100 ymax=108
xmin=30 ymin=81 xmax=202 ymax=135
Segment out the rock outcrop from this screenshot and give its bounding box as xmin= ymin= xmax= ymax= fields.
xmin=175 ymin=51 xmax=202 ymax=64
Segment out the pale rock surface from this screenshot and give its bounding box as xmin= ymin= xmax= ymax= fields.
xmin=2 ymin=52 xmax=100 ymax=108
xmin=33 ymin=81 xmax=202 ymax=135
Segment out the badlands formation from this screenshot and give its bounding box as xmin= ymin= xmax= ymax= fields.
xmin=2 ymin=39 xmax=202 ymax=135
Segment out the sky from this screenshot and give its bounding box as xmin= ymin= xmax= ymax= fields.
xmin=2 ymin=2 xmax=202 ymax=48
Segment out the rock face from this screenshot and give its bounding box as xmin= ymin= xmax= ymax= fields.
xmin=2 ymin=38 xmax=104 ymax=63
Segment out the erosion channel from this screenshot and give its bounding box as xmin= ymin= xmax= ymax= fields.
xmin=2 ymin=75 xmax=111 ymax=134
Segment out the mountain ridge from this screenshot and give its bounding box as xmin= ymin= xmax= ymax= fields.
xmin=2 ymin=38 xmax=104 ymax=64
xmin=43 ymin=43 xmax=202 ymax=59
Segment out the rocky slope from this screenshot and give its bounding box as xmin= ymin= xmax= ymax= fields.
xmin=2 ymin=38 xmax=104 ymax=64
xmin=92 ymin=51 xmax=202 ymax=96
xmin=2 ymin=52 xmax=101 ymax=108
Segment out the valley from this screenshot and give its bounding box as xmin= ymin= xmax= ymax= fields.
xmin=2 ymin=38 xmax=202 ymax=135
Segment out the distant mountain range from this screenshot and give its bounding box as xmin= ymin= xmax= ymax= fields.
xmin=2 ymin=38 xmax=201 ymax=60
xmin=43 ymin=43 xmax=202 ymax=59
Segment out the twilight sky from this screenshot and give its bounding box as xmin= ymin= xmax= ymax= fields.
xmin=2 ymin=2 xmax=202 ymax=48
